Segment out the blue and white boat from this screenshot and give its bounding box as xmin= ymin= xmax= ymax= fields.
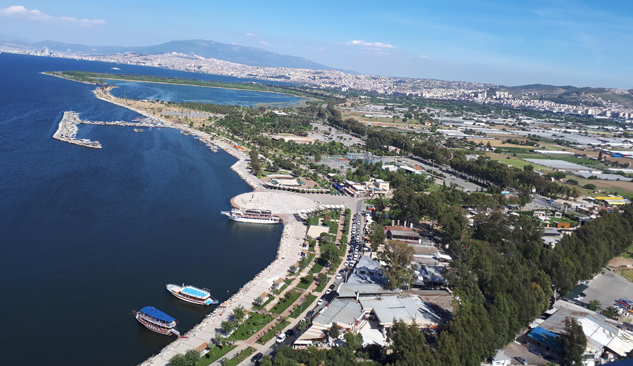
xmin=133 ymin=306 xmax=180 ymax=336
xmin=166 ymin=283 xmax=218 ymax=306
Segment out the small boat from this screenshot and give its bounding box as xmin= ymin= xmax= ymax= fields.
xmin=134 ymin=129 xmax=143 ymax=132
xmin=166 ymin=284 xmax=218 ymax=306
xmin=133 ymin=306 xmax=180 ymax=336
xmin=111 ymin=67 xmax=120 ymax=70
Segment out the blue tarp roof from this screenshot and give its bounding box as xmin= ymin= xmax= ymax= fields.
xmin=528 ymin=327 xmax=562 ymax=352
xmin=141 ymin=306 xmax=175 ymax=323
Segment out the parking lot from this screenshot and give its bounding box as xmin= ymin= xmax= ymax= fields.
xmin=581 ymin=270 xmax=633 ymax=314
xmin=503 ymin=341 xmax=548 ymax=365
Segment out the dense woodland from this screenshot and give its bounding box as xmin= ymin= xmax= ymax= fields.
xmin=260 ymin=205 xmax=633 ymax=366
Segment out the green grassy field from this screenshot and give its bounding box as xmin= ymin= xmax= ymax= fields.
xmin=289 ymin=294 xmax=317 ymax=318
xmin=270 ymin=291 xmax=302 ymax=314
xmin=228 ymin=313 xmax=274 ymax=341
xmin=196 ymin=345 xmax=236 ymax=366
xmin=494 ymin=158 xmax=549 ymax=171
xmin=257 ymin=320 xmax=290 ymax=344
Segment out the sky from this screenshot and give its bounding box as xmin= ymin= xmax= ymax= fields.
xmin=1 ymin=0 xmax=632 ymax=88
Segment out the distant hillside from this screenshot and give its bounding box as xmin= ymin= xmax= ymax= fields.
xmin=13 ymin=39 xmax=347 ymax=72
xmin=495 ymin=84 xmax=633 ymax=108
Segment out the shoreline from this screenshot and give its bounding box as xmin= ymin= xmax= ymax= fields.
xmin=51 ymin=83 xmax=301 ymax=365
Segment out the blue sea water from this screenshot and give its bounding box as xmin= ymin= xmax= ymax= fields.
xmin=0 ymin=53 xmax=283 ymax=366
xmin=106 ymin=79 xmax=306 ymax=107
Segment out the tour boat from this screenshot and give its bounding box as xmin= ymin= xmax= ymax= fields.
xmin=133 ymin=306 xmax=180 ymax=336
xmin=166 ymin=284 xmax=218 ymax=306
xmin=221 ymin=208 xmax=280 ymax=224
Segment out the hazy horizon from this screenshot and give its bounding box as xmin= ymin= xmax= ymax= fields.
xmin=2 ymin=1 xmax=632 ymax=89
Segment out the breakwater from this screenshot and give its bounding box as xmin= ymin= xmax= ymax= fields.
xmin=52 ymin=111 xmax=102 ymax=149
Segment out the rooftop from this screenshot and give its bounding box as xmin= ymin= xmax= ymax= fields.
xmin=313 ymin=298 xmax=363 ymax=326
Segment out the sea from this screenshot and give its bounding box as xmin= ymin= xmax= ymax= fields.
xmin=0 ymin=53 xmax=291 ymax=366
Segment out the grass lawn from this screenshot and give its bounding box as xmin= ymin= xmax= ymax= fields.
xmin=315 ymin=277 xmax=330 ymax=292
xmin=325 ymin=220 xmax=339 ymax=234
xmin=309 ymin=258 xmax=326 ymax=274
xmin=296 ymin=277 xmax=312 ymax=290
xmin=289 ymin=294 xmax=317 ymax=318
xmin=494 ymin=158 xmax=549 ymax=171
xmin=257 ymin=320 xmax=291 ymax=344
xmin=270 ymin=291 xmax=302 ymax=314
xmin=227 ymin=313 xmax=274 ymax=341
xmin=550 ymin=216 xmax=579 ymax=227
xmin=196 ymin=345 xmax=237 ymax=366
xmin=225 ymin=347 xmax=255 ymax=366
xmin=252 ymin=296 xmax=275 ymax=311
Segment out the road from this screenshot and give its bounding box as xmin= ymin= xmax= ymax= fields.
xmin=383 ymin=156 xmax=482 ymax=192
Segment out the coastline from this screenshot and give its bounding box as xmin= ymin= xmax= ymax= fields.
xmin=58 ymin=82 xmax=303 ymax=366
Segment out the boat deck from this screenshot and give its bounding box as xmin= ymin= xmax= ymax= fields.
xmin=181 ymin=287 xmax=208 ymax=298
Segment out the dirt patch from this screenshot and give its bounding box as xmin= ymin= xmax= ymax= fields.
xmin=609 ymin=257 xmax=633 ymax=269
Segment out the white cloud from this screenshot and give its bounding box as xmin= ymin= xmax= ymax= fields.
xmin=346 ymin=40 xmax=395 ymax=48
xmin=0 ymin=5 xmax=105 ymax=26
xmin=245 ymin=32 xmax=256 ymax=37
xmin=260 ymin=41 xmax=269 ymax=46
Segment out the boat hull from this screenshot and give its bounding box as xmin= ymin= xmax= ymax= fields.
xmin=134 ymin=312 xmax=179 ymax=336
xmin=166 ymin=284 xmax=218 ymax=306
xmin=227 ymin=216 xmax=280 ymax=224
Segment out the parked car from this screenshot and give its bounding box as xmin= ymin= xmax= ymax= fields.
xmin=515 ymin=356 xmax=528 ymax=365
xmin=317 ymin=298 xmax=324 ymax=306
xmin=529 ymin=348 xmax=542 ymax=356
xmin=329 ymin=284 xmax=336 ymax=290
xmin=336 ymin=274 xmax=343 ymax=280
xmin=325 ymin=289 xmax=332 ymax=295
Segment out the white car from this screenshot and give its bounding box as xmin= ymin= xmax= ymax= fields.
xmin=336 ymin=274 xmax=343 ymax=280
xmin=317 ymin=298 xmax=324 ymax=306
xmin=325 ymin=289 xmax=332 ymax=295
xmin=276 ymin=333 xmax=287 ymax=343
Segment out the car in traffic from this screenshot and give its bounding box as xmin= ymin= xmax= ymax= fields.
xmin=251 ymin=353 xmax=264 ymax=363
xmin=276 ymin=333 xmax=287 ymax=343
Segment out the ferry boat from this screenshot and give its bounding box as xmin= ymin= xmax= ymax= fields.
xmin=133 ymin=306 xmax=180 ymax=336
xmin=221 ymin=208 xmax=280 ymax=224
xmin=166 ymin=284 xmax=218 ymax=306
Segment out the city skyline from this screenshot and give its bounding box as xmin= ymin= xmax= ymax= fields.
xmin=1 ymin=0 xmax=632 ymax=88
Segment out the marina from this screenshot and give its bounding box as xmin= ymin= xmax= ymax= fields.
xmin=52 ymin=111 xmax=102 ymax=149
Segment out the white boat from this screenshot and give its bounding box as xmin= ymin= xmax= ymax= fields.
xmin=221 ymin=208 xmax=280 ymax=224
xmin=111 ymin=67 xmax=120 ymax=70
xmin=166 ymin=284 xmax=218 ymax=306
xmin=133 ymin=306 xmax=180 ymax=336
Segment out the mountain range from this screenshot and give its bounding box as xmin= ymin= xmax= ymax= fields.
xmin=0 ymin=36 xmax=349 ymax=72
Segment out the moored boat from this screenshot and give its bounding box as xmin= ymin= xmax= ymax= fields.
xmin=166 ymin=284 xmax=218 ymax=306
xmin=221 ymin=208 xmax=280 ymax=224
xmin=133 ymin=306 xmax=180 ymax=336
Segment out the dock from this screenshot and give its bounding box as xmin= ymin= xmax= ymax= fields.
xmin=52 ymin=111 xmax=221 ymax=153
xmin=52 ymin=111 xmax=102 ymax=149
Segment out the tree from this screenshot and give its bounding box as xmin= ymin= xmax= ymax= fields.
xmin=329 ymin=322 xmax=340 ymax=340
xmin=344 ymin=332 xmax=363 ymax=351
xmin=260 ymin=355 xmax=273 ymax=366
xmin=584 ymin=183 xmax=597 ymax=190
xmin=524 ymin=164 xmax=534 ymax=171
xmin=169 ymin=350 xmax=201 ymax=366
xmin=318 ymin=273 xmax=327 ymax=285
xmin=378 ymin=240 xmax=416 ymax=290
xmin=560 ymin=318 xmax=587 ymax=366
xmin=368 ymin=222 xmax=386 ymax=251
xmin=233 ymin=305 xmax=245 ymax=323
xmin=586 ymin=300 xmax=602 ymax=312
xmin=221 ymin=320 xmax=237 ymax=334
xmin=298 ymin=318 xmax=311 ymax=332
xmin=315 ymin=151 xmax=322 ymax=162
xmin=320 ymin=243 xmax=340 ymax=264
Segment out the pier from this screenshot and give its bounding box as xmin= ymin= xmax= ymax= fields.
xmin=52 ymin=111 xmax=220 ymax=153
xmin=52 ymin=111 xmax=102 ymax=149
